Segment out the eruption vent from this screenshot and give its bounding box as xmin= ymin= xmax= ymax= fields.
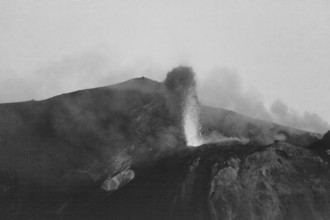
xmin=165 ymin=66 xmax=241 ymax=147
xmin=183 ymin=88 xmax=204 ymax=146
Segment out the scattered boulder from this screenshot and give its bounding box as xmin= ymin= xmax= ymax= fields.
xmin=101 ymin=169 xmax=135 ymax=192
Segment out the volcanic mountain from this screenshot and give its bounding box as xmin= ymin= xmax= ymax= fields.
xmin=0 ymin=70 xmax=329 ymax=220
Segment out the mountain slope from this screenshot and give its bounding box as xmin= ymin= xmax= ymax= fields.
xmin=0 ymin=76 xmax=327 ymax=219
xmin=202 ymin=106 xmax=320 ymax=147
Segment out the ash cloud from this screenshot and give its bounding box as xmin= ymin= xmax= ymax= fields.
xmin=198 ymin=68 xmax=329 ymax=134
xmin=164 ymin=66 xmax=196 ymax=101
xmin=163 ymin=66 xmax=198 ymax=119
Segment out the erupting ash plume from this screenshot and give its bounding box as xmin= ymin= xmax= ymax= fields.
xmin=164 ymin=66 xmax=248 ymax=147
xmin=164 ymin=66 xmax=204 ymax=146
xmin=183 ymin=88 xmax=204 ymax=146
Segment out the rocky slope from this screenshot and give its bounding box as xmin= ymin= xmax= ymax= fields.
xmin=66 ymin=141 xmax=330 ymax=220
xmin=0 ymin=75 xmax=328 ymax=219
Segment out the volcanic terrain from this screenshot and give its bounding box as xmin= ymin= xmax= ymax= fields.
xmin=0 ymin=67 xmax=329 ymax=220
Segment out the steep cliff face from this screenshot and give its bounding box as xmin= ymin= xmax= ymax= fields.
xmin=0 ymin=76 xmax=326 ymax=219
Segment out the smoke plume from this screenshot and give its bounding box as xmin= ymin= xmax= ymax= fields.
xmin=198 ymin=68 xmax=329 ymax=134
xmin=164 ymin=66 xmax=244 ymax=146
xmin=164 ymin=67 xmax=204 ymax=146
xmin=164 ymin=66 xmax=196 ymax=102
xmin=270 ymin=99 xmax=330 ymax=134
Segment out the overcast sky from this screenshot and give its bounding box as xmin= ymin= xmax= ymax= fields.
xmin=1 ymin=0 xmax=330 ymax=132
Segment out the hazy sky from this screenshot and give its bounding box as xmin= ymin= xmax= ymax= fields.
xmin=1 ymin=0 xmax=330 ymax=132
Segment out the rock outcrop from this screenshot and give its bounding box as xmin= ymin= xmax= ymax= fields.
xmin=101 ymin=169 xmax=135 ymax=192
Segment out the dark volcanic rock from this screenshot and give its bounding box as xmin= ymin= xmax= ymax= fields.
xmin=61 ymin=142 xmax=330 ymax=220
xmin=2 ymin=139 xmax=328 ymax=220
xmin=309 ymin=130 xmax=330 ymax=162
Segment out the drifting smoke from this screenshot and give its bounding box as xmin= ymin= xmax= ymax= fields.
xmin=270 ymin=99 xmax=330 ymax=134
xmin=198 ymin=68 xmax=330 ymax=134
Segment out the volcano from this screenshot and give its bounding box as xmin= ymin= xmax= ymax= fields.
xmin=0 ymin=69 xmax=329 ymax=220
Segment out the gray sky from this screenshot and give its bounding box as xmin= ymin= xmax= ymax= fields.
xmin=1 ymin=0 xmax=330 ymax=132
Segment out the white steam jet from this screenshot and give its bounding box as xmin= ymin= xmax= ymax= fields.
xmin=183 ymin=89 xmax=204 ymax=147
